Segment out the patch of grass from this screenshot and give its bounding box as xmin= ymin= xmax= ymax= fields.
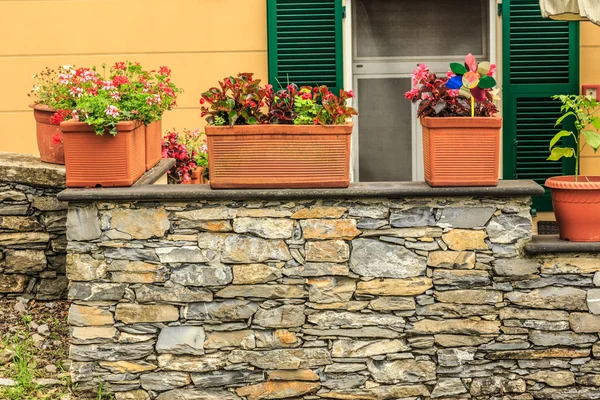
xmin=96 ymin=379 xmax=116 ymax=400
xmin=0 ymin=300 xmax=71 ymax=400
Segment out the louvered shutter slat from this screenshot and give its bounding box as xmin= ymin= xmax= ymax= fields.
xmin=503 ymin=0 xmax=579 ymax=212
xmin=267 ymin=0 xmax=343 ymax=93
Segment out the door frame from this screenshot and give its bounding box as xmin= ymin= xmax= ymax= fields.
xmin=344 ymin=0 xmax=498 ymax=182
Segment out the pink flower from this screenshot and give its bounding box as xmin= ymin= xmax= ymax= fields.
xmin=58 ymin=74 xmax=71 ymax=85
xmin=446 ymin=70 xmax=455 ymax=78
xmin=110 ymin=92 xmax=121 ymax=101
xmin=411 ymin=63 xmax=430 ymax=85
xmin=447 ymin=89 xmax=459 ymax=97
xmin=52 ymin=133 xmax=62 ymax=145
xmin=102 ymin=80 xmax=116 ymax=91
xmin=488 ymin=64 xmax=496 ymax=77
xmin=301 ymin=92 xmax=312 ymax=100
xmin=465 ymin=53 xmax=477 ymax=72
xmin=69 ymin=87 xmax=83 ymax=98
xmin=346 ymin=90 xmax=354 ymax=98
xmin=404 ymin=87 xmax=420 ymax=100
xmin=104 ymin=105 xmax=119 ymax=117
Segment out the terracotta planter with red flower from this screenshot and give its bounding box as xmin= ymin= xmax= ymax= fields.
xmin=421 ymin=116 xmax=501 ymax=187
xmin=60 ymin=120 xmax=145 ymax=188
xmin=200 ymin=73 xmax=357 ymax=189
xmin=206 ymin=124 xmax=353 ymax=189
xmin=406 ymin=54 xmax=501 ymax=187
xmin=30 ymin=104 xmax=65 ymax=165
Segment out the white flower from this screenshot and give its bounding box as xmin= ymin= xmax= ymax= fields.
xmin=62 ymin=65 xmax=73 ymax=70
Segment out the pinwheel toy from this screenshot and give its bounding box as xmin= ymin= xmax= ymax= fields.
xmin=446 ymin=54 xmax=497 ymax=117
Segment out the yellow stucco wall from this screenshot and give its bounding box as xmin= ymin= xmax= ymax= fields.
xmin=0 ymin=0 xmax=268 ymax=156
xmin=579 ymin=22 xmax=600 ymax=175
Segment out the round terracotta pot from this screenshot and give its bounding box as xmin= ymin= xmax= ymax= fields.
xmin=191 ymin=167 xmax=205 ymax=184
xmin=30 ymin=104 xmax=65 ymax=165
xmin=546 ymin=176 xmax=600 ymax=242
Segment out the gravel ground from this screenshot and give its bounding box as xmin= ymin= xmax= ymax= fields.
xmin=0 ymin=297 xmax=72 ymax=400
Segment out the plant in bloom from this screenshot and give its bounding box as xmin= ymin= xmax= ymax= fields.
xmin=30 ymin=62 xmax=182 ymax=135
xmin=404 ymin=54 xmax=498 ymax=118
xmin=200 ymin=73 xmax=357 ymax=127
xmin=162 ymin=129 xmax=209 ymax=183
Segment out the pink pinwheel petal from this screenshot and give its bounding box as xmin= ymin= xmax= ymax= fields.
xmin=465 ymin=53 xmax=477 ymax=72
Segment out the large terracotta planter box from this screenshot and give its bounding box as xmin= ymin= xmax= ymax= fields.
xmin=205 ymin=124 xmax=353 ymax=189
xmin=421 ymin=116 xmax=502 ymax=187
xmin=145 ymin=120 xmax=162 ymax=171
xmin=30 ymin=104 xmax=65 ymax=165
xmin=60 ymin=120 xmax=145 ymax=188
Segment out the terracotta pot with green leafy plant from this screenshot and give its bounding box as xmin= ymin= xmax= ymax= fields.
xmin=546 ymin=94 xmax=600 ymax=241
xmin=405 ymin=54 xmax=502 ymax=187
xmin=200 ymin=73 xmax=357 ymax=189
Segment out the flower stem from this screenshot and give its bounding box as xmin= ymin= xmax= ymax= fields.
xmin=471 ymin=96 xmax=474 ymax=118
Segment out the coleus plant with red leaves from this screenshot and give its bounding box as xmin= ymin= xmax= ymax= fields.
xmin=200 ymin=73 xmax=357 ymax=127
xmin=405 ymin=54 xmax=498 ymax=118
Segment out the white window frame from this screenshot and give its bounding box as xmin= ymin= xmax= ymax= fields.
xmin=344 ymin=0 xmax=498 ymax=182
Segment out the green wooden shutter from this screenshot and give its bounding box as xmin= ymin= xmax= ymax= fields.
xmin=502 ymin=0 xmax=579 ymax=212
xmin=267 ymin=0 xmax=344 ymax=93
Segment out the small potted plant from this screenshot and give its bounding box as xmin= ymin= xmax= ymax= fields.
xmin=186 ymin=131 xmax=209 ymax=184
xmin=28 ymin=66 xmax=79 ymax=164
xmin=142 ymin=65 xmax=181 ymax=171
xmin=56 ymin=62 xmax=181 ymax=187
xmin=162 ymin=129 xmax=209 ymax=184
xmin=200 ymin=73 xmax=357 ymax=189
xmin=546 ymin=94 xmax=600 ymax=241
xmin=405 ymin=54 xmax=502 ymax=187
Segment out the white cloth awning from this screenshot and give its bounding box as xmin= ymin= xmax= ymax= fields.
xmin=540 ymin=0 xmax=600 ymax=25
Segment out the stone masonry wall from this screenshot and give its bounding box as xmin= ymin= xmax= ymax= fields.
xmin=0 ymin=152 xmax=68 ymax=300
xmin=66 ymin=194 xmax=600 ymax=399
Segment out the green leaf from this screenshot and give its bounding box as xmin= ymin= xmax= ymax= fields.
xmin=459 ymin=86 xmax=471 ymax=98
xmin=478 ymin=76 xmax=496 ymax=89
xmin=547 ymin=147 xmax=575 ymax=161
xmin=549 ymin=130 xmax=573 ymax=150
xmin=591 ymin=118 xmax=600 ymax=131
xmin=554 ymin=111 xmax=575 ymax=127
xmin=225 ymin=98 xmax=235 ymax=111
xmin=247 ymin=117 xmax=258 ymax=125
xmin=450 ymin=62 xmax=467 ymax=75
xmin=583 ymin=130 xmax=600 ymax=152
xmin=228 ymin=110 xmax=238 ymax=127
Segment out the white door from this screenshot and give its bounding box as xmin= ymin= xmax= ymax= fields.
xmin=351 ymin=0 xmax=494 ymax=182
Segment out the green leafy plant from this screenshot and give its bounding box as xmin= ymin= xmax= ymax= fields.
xmin=200 ymin=73 xmax=267 ymax=126
xmin=548 ymin=94 xmax=600 ymax=179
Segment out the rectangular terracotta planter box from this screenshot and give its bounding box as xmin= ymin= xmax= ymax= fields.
xmin=60 ymin=120 xmax=146 ymax=188
xmin=145 ymin=120 xmax=162 ymax=171
xmin=205 ymin=124 xmax=353 ymax=189
xmin=421 ymin=116 xmax=502 ymax=187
